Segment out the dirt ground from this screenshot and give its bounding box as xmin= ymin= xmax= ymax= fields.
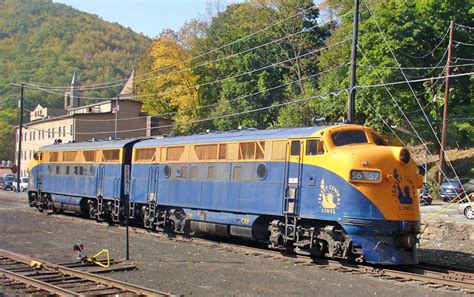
xmin=0 ymin=192 xmax=468 ymax=296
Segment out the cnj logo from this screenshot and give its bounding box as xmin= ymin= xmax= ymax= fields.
xmin=318 ymin=178 xmax=341 ymax=214
xmin=391 ymin=168 xmax=415 ymax=211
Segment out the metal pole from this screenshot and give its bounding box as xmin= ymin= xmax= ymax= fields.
xmin=16 ymin=83 xmax=24 ymax=192
xmin=114 ymin=98 xmax=118 ymax=138
xmin=438 ymin=20 xmax=454 ymax=186
xmin=348 ymin=0 xmax=360 ymax=124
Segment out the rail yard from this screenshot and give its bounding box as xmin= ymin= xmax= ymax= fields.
xmin=0 ymin=192 xmax=472 ymax=296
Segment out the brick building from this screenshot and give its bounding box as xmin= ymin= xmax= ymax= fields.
xmin=15 ymin=73 xmax=173 ymax=176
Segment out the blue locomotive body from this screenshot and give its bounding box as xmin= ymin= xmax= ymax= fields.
xmin=28 ymin=125 xmax=422 ymax=265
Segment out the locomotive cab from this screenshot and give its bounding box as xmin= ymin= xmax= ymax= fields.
xmin=298 ymin=125 xmax=422 ymax=264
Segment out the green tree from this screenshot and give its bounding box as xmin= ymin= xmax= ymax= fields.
xmin=318 ymin=0 xmax=473 ymax=148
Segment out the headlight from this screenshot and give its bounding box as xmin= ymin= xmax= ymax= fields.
xmin=350 ymin=170 xmax=381 ymax=182
xmin=399 ymin=148 xmax=410 ymax=164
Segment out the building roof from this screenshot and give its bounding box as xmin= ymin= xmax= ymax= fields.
xmin=136 ymin=126 xmax=329 ymax=147
xmin=119 ymin=70 xmax=134 ymax=96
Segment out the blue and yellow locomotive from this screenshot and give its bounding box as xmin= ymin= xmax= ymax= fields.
xmin=28 ymin=124 xmax=422 ymax=265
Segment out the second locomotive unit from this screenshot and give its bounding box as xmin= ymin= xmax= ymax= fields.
xmin=28 ymin=124 xmax=422 ymax=265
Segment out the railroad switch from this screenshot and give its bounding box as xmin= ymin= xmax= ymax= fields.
xmin=73 ymin=241 xmax=110 ymax=268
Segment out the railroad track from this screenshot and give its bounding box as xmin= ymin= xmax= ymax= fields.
xmin=0 ymin=249 xmax=174 ymax=296
xmin=12 ymin=207 xmax=474 ymax=293
xmin=130 ymin=228 xmax=474 ymax=293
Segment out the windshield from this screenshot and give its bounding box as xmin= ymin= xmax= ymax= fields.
xmin=331 ymin=130 xmax=368 ymax=146
xmin=21 ymin=178 xmax=28 ymax=183
xmin=4 ymin=176 xmax=14 ymax=182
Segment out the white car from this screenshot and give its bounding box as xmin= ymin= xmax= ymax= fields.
xmin=13 ymin=177 xmax=29 ymax=192
xmin=458 ymin=195 xmax=473 ymax=219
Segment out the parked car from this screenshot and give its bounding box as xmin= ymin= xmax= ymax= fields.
xmin=419 ymin=183 xmax=433 ymax=205
xmin=0 ymin=177 xmax=4 ymax=190
xmin=458 ymin=195 xmax=473 ymax=219
xmin=13 ymin=177 xmax=29 ymax=192
xmin=439 ymin=179 xmax=467 ymax=202
xmin=3 ymin=175 xmax=16 ymax=191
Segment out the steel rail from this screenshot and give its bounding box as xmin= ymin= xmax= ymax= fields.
xmin=14 ymin=207 xmax=474 ymax=293
xmin=0 ymin=248 xmax=174 ymax=296
xmin=0 ymin=268 xmax=79 ymax=296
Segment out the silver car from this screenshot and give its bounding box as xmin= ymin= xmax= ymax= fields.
xmin=458 ymin=198 xmax=473 ymax=219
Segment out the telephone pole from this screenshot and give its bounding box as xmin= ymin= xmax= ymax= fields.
xmin=16 ymin=83 xmax=24 ymax=192
xmin=348 ymin=0 xmax=360 ymax=123
xmin=438 ymin=20 xmax=454 ymax=186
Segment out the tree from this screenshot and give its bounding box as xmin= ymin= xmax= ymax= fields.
xmin=190 ymin=0 xmax=329 ymax=131
xmin=318 ymin=0 xmax=474 ymax=149
xmin=137 ymin=34 xmax=199 ymax=133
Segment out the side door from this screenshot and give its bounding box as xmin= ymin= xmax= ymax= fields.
xmin=283 ymin=139 xmax=303 ymax=215
xmin=147 ymin=165 xmax=160 ymax=205
xmin=96 ymin=164 xmax=105 ymax=197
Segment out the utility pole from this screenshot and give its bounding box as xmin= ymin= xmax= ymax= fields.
xmin=348 ymin=0 xmax=360 ymax=124
xmin=438 ymin=20 xmax=454 ymax=186
xmin=16 ymin=83 xmax=24 ymax=192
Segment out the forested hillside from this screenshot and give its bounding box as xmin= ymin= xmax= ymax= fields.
xmin=0 ymin=0 xmax=151 ymax=160
xmin=137 ymin=0 xmax=473 ymax=150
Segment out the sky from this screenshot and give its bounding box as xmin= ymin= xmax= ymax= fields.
xmin=54 ymin=0 xmax=242 ymax=38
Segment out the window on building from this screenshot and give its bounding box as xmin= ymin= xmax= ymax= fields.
xmin=63 ymin=126 xmax=66 ymax=137
xmin=166 ymin=146 xmax=184 ymax=161
xmin=70 ymin=125 xmax=73 ymax=136
xmin=58 ymin=127 xmax=62 ymax=137
xmin=102 ymin=149 xmax=120 ymax=162
xmin=52 ymin=128 xmax=55 ymax=137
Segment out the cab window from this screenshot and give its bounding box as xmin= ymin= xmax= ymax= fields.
xmin=290 ymin=141 xmax=300 ymax=156
xmin=306 ymin=140 xmax=324 ymax=155
xmin=372 ymin=132 xmax=387 ymax=146
xmin=331 ymin=130 xmax=367 ymax=146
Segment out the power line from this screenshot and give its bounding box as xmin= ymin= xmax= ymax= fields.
xmin=454 ymin=40 xmax=474 ymax=47
xmin=455 ymin=23 xmax=474 ymax=30
xmin=355 ymin=71 xmax=473 ymax=88
xmin=363 ymin=0 xmax=465 ymax=191
xmin=24 ymin=4 xmax=336 ymax=91
xmin=74 ymin=63 xmax=350 ymax=122
xmin=395 ymin=26 xmax=450 ymax=59
xmin=357 ymin=62 xmax=474 ymax=70
xmin=453 ymin=57 xmax=474 ymax=62
xmin=20 ymin=63 xmax=349 ymax=123
xmin=357 ymin=45 xmax=450 ymax=189
xmin=25 ymin=88 xmax=348 ymax=136
xmin=27 ymin=13 xmax=352 ymax=92
xmin=21 ymin=38 xmax=352 ymax=101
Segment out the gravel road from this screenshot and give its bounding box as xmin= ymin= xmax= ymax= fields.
xmin=0 ymin=192 xmax=466 ymax=296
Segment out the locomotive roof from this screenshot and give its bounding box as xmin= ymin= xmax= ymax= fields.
xmin=136 ymin=126 xmax=330 ymax=147
xmin=40 ymin=138 xmax=139 ymax=151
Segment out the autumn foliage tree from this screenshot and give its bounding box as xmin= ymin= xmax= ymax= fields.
xmin=138 ymin=34 xmax=199 ymax=133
